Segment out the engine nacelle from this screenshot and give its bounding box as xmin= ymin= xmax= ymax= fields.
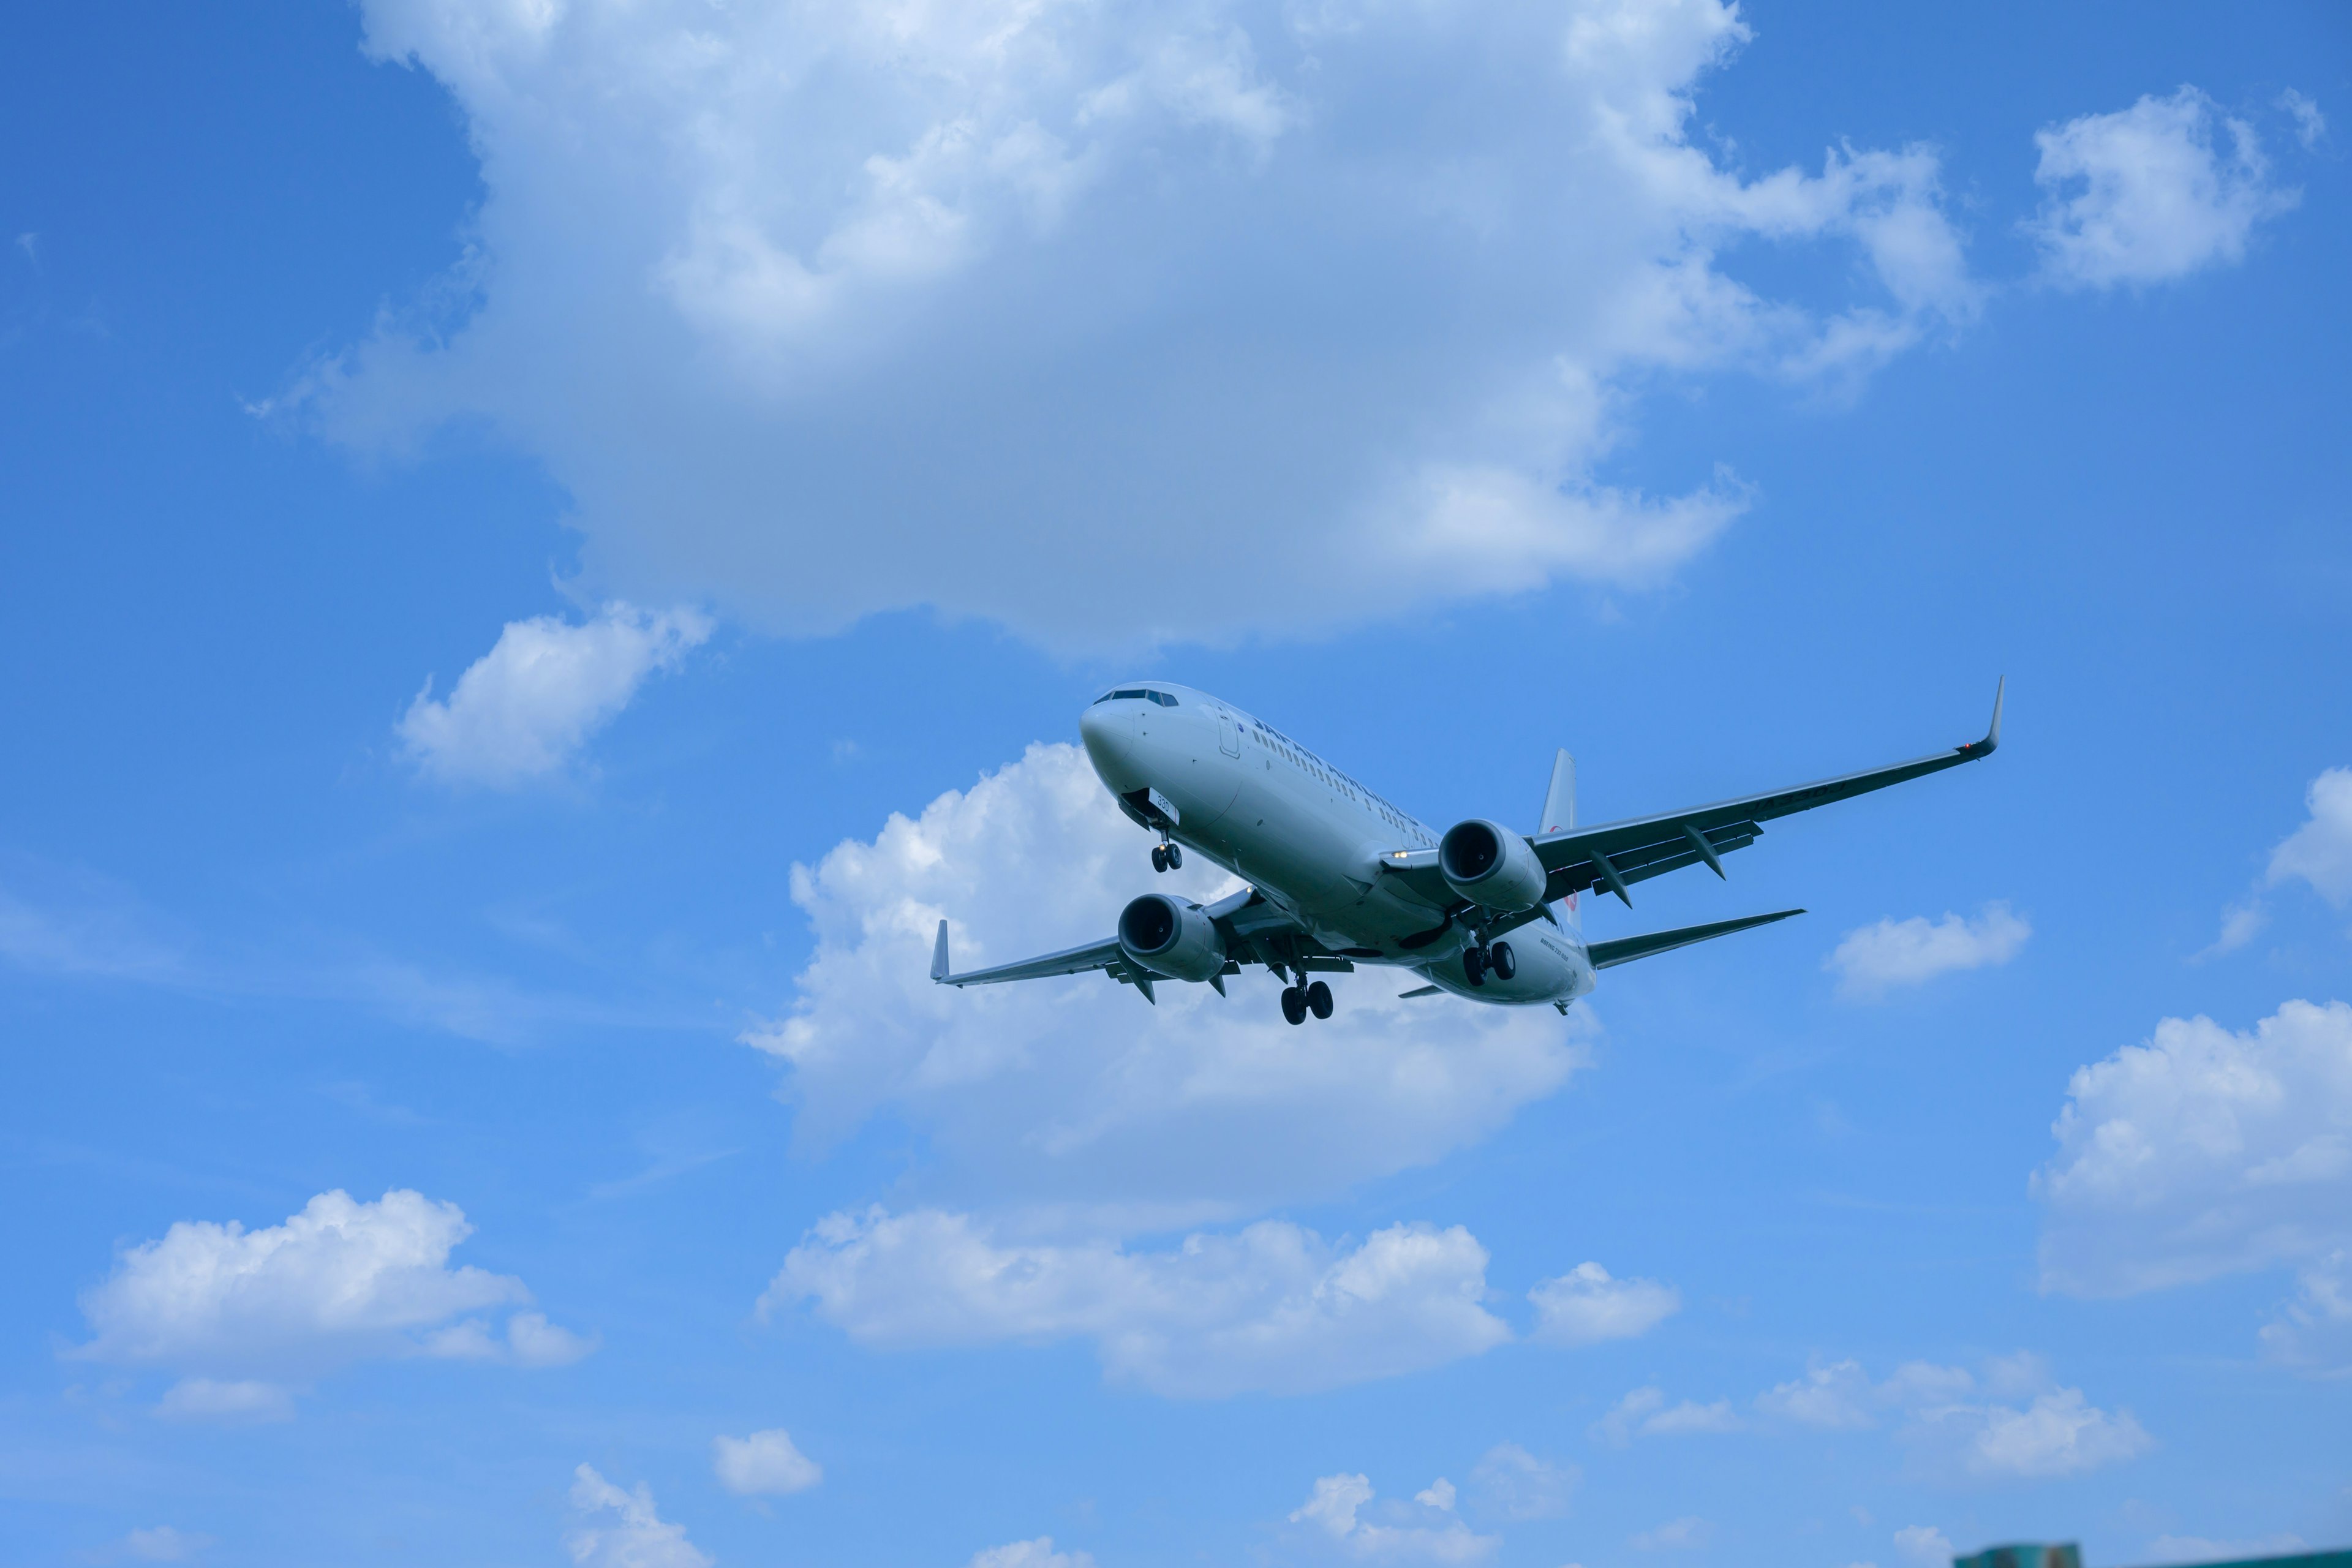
xmin=1439 ymin=818 xmax=1548 ymax=911
xmin=1117 ymin=894 xmax=1229 ymax=982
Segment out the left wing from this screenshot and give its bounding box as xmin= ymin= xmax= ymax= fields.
xmin=929 ymin=888 xmax=1346 ymax=1005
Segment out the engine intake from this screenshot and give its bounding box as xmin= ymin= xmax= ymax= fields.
xmin=1439 ymin=818 xmax=1548 ymax=911
xmin=1117 ymin=894 xmax=1229 ymax=982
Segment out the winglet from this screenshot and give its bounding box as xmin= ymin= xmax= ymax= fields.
xmin=1959 ymin=676 xmax=2004 ymax=758
xmin=930 ymin=919 xmax=951 ymax=984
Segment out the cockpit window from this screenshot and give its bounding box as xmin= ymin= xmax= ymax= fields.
xmin=1092 ymin=688 xmax=1178 ymax=706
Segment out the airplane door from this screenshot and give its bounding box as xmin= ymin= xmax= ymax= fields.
xmin=1218 ymin=712 xmax=1242 ymax=758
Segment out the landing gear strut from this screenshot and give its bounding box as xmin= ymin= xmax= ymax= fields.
xmin=1280 ymin=979 xmax=1333 ymax=1025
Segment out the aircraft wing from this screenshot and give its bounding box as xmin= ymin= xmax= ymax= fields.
xmin=1381 ymin=680 xmax=2002 ymax=915
xmin=1538 ymin=680 xmax=2000 ymax=908
xmin=929 ymin=887 xmax=1344 ymax=1004
xmin=1586 ymin=908 xmax=1805 ymax=968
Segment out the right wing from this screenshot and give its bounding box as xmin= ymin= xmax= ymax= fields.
xmin=1532 ymin=680 xmax=2001 ymax=908
xmin=1378 ymin=680 xmax=2002 ymax=916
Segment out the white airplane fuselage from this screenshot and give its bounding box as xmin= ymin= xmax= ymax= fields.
xmin=1079 ymin=683 xmax=1595 ymax=1008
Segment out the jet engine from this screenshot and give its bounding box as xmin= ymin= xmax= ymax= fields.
xmin=1117 ymin=894 xmax=1229 ymax=982
xmin=1439 ymin=819 xmax=1548 ymax=911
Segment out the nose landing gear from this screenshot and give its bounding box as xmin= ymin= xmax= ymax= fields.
xmin=1152 ymin=838 xmax=1183 ymax=873
xmin=1280 ymin=979 xmax=1334 ymax=1025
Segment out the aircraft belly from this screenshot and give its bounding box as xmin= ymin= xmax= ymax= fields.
xmin=1420 ymin=924 xmax=1592 ymax=1006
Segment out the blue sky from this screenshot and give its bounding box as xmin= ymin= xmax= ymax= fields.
xmin=3 ymin=3 xmax=2348 ymax=1566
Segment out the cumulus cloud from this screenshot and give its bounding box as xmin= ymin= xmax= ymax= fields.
xmin=745 ymin=742 xmax=1585 ymax=1224
xmin=2267 ymin=768 xmax=2352 ymax=906
xmin=712 ymin=1428 xmax=823 ymax=1496
xmin=1753 ymin=1354 xmax=2149 ymax=1482
xmin=1466 ymin=1443 xmax=1578 ymax=1521
xmin=567 ymin=1466 xmax=712 ymax=1568
xmin=397 ymin=602 xmax=710 ymax=787
xmin=1825 ymin=902 xmax=2029 ymax=1000
xmin=309 ymin=0 xmax=1980 ymax=650
xmin=1289 ymin=1471 xmax=1499 ymax=1562
xmin=1528 ymin=1261 xmax=1681 ymax=1345
xmin=763 ymin=1207 xmax=1510 ymax=1397
xmin=2033 ymin=998 xmax=2352 ymax=1297
xmin=2027 ymin=86 xmax=2299 ymax=289
xmin=1591 ymin=1387 xmax=1741 ymax=1446
xmin=968 ymin=1540 xmax=1096 ymax=1568
xmin=74 ymin=1189 xmax=591 ymax=1415
xmin=2204 ymin=767 xmax=2352 ymax=954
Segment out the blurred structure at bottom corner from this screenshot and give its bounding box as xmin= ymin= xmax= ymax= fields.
xmin=1956 ymin=1547 xmax=2352 ymax=1568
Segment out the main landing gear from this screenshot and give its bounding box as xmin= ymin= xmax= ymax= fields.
xmin=1151 ymin=839 xmax=1183 ymax=873
xmin=1461 ymin=940 xmax=1516 ymax=988
xmin=1280 ymin=979 xmax=1333 ymax=1025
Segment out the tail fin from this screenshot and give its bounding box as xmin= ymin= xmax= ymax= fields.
xmin=1539 ymin=750 xmax=1578 ymax=934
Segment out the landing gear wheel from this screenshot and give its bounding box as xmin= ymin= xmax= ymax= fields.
xmin=1151 ymin=845 xmax=1169 ymax=873
xmin=1164 ymin=843 xmax=1183 ymax=870
xmin=1462 ymin=947 xmax=1486 ymax=987
xmin=1488 ymin=941 xmax=1517 ymax=981
xmin=1280 ymin=987 xmax=1308 ymax=1026
xmin=1306 ymin=980 xmax=1333 ymax=1019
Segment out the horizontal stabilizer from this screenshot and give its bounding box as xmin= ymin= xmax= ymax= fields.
xmin=1587 ymin=908 xmax=1806 ymax=970
xmin=1398 ymin=984 xmax=1441 ymax=998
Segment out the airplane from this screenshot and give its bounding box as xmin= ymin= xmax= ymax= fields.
xmin=931 ymin=680 xmax=2003 ymax=1024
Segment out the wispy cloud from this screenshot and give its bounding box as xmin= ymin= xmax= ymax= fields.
xmin=1825 ymin=902 xmax=2029 ymax=999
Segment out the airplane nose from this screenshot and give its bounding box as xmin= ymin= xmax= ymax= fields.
xmin=1079 ymin=703 xmax=1145 ymax=793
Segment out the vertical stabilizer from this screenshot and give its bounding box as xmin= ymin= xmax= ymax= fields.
xmin=1539 ymin=750 xmax=1579 ymax=935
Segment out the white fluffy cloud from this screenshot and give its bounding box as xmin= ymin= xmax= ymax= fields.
xmin=2034 ymin=999 xmax=2352 ymax=1297
xmin=712 ymin=1427 xmax=823 ymax=1496
xmin=1527 ymin=1261 xmax=1681 ymax=1345
xmin=2027 ymin=86 xmax=2299 ymax=289
xmin=1290 ymin=1471 xmax=1499 ymax=1562
xmin=763 ymin=1207 xmax=1510 ymax=1397
xmin=398 ymin=602 xmax=710 ymax=787
xmin=746 ymin=742 xmax=1585 ymax=1224
xmin=1590 ymin=1387 xmax=1741 ymax=1446
xmin=314 ymin=0 xmax=1979 ymax=649
xmin=2207 ymin=767 xmax=2352 ymax=953
xmin=74 ymin=1189 xmax=592 ymax=1417
xmin=567 ymin=1466 xmax=712 ymax=1568
xmin=2267 ymin=767 xmax=2352 ymax=906
xmin=1753 ymin=1354 xmax=2150 ymax=1482
xmin=1824 ymin=902 xmax=2029 ymax=1000
xmin=969 ymin=1540 xmax=1096 ymax=1568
